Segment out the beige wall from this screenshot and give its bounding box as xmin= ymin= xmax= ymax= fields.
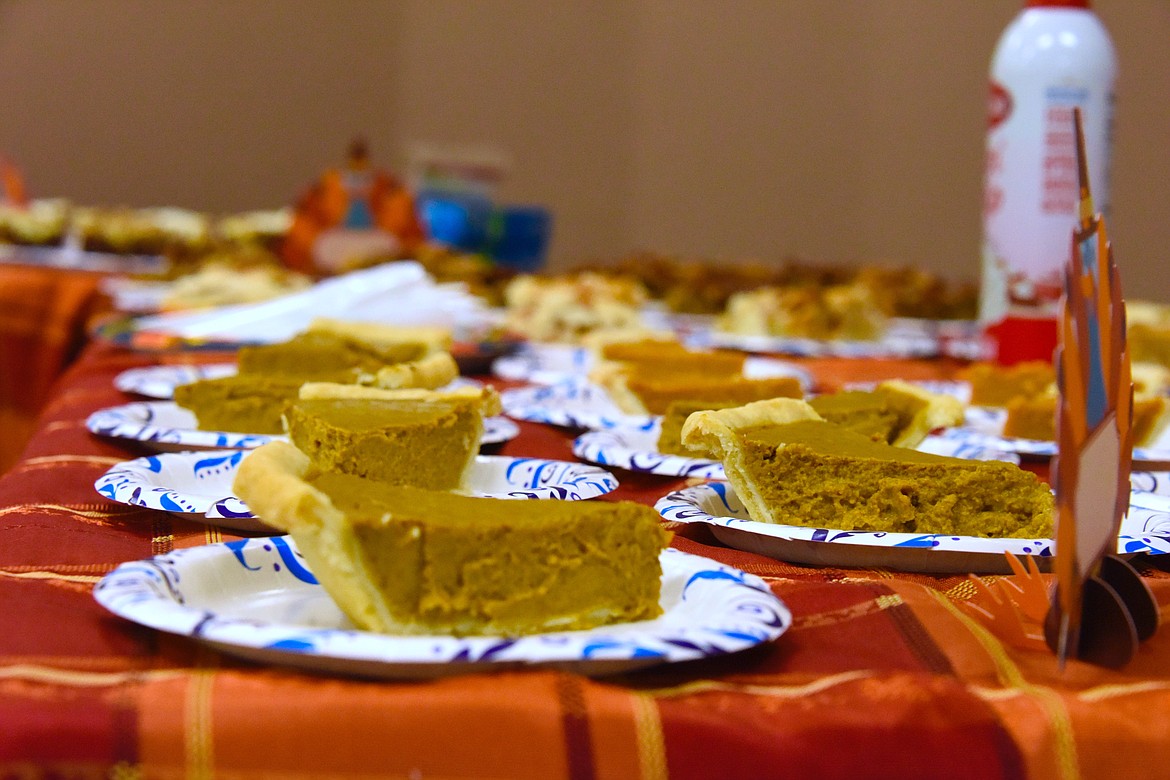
xmin=1 ymin=0 xmax=1168 ymax=298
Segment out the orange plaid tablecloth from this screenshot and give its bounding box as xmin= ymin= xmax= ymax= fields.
xmin=3 ymin=341 xmax=1170 ymax=780
xmin=0 ymin=264 xmax=107 ymax=474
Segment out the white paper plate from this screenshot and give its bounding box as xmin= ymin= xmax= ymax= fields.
xmin=501 ymin=381 xmax=655 ymax=430
xmin=698 ymin=318 xmax=939 ymax=359
xmin=86 ymin=401 xmax=519 ymax=452
xmin=114 ymin=362 xmax=237 ymax=398
xmin=493 ymin=343 xmax=813 ymax=389
xmin=573 ymin=424 xmax=1019 ymax=480
xmin=1131 ymin=471 xmax=1170 ymax=496
xmin=954 ymin=406 xmax=1170 ymax=462
xmin=92 ymin=542 xmax=791 ymax=679
xmin=492 ymin=344 xmax=595 ymax=385
xmin=94 ymin=452 xmax=620 ymax=531
xmin=656 ymin=483 xmax=1170 ymax=574
xmin=573 ymin=424 xmax=724 ymax=479
xmin=114 ymin=364 xmax=484 ymax=401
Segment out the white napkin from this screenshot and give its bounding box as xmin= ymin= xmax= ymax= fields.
xmin=130 ymin=262 xmax=492 ymax=343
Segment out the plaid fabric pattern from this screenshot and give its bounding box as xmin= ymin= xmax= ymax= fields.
xmin=0 ymin=265 xmax=105 ymax=473
xmin=2 ymin=340 xmax=1169 ymax=779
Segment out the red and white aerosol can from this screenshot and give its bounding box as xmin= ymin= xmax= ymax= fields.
xmin=979 ymin=0 xmax=1116 ymax=364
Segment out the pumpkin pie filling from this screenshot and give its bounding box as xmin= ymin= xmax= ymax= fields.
xmin=807 ymin=391 xmax=900 ymax=443
xmin=172 ymin=374 xmax=304 ymax=434
xmin=284 ymin=395 xmax=483 ymax=490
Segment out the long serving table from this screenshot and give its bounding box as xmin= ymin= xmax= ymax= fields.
xmin=3 ymin=339 xmax=1170 ymax=779
xmin=0 ymin=263 xmax=109 ymax=474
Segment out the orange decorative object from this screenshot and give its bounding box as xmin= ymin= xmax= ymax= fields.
xmin=957 ymin=553 xmax=1051 ymax=651
xmin=281 ymin=139 xmax=424 ymax=276
xmin=1046 ymin=107 xmax=1152 ymax=669
xmin=0 ymin=156 xmax=28 ymax=207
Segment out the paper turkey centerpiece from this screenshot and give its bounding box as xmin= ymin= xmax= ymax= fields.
xmin=1044 ymin=108 xmax=1158 ymax=669
xmin=281 ymin=138 xmax=424 ymax=276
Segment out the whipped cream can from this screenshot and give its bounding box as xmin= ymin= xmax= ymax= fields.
xmin=979 ymin=1 xmax=1116 ymax=364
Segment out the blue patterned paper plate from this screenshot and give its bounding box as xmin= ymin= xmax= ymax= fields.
xmin=501 ymin=380 xmax=655 ymax=430
xmin=655 ymin=483 xmax=1170 ymax=575
xmin=92 ymin=541 xmax=791 ymax=678
xmin=86 ymin=401 xmax=519 ymax=452
xmin=492 ymin=343 xmax=595 ymax=385
xmin=114 ymin=362 xmax=237 ymax=398
xmin=573 ymin=425 xmax=725 ymax=479
xmin=113 ymin=363 xmax=485 ymax=401
xmin=1131 ymin=472 xmax=1170 ymax=496
xmin=95 ymin=451 xmax=620 ymax=532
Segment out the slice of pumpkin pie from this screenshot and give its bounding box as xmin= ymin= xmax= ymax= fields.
xmin=283 ymin=384 xmax=499 ymax=490
xmin=657 ymin=399 xmax=746 ymax=456
xmin=1002 ymin=389 xmax=1170 ymax=448
xmin=591 ymin=361 xmax=803 ymax=416
xmin=232 ymin=441 xmax=671 ymax=636
xmin=590 ymin=337 xmax=748 ymax=375
xmin=655 ymin=380 xmax=961 ymax=457
xmin=681 ymin=398 xmax=1053 ymax=538
xmin=807 ymin=380 xmax=964 ymax=448
xmin=236 ymin=317 xmax=454 ymax=387
xmin=172 ymin=373 xmax=304 ymax=434
xmin=237 ymin=330 xmax=432 ymax=383
xmin=961 ymin=361 xmax=1054 ymax=407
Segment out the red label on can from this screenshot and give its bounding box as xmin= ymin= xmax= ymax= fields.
xmin=984 ymin=316 xmax=1058 ymax=366
xmin=988 ymin=82 xmax=1012 ymax=129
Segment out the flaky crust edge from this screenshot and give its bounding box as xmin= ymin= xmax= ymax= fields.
xmin=876 ymin=379 xmax=966 ymax=448
xmin=372 ymin=352 xmax=459 ymax=390
xmin=231 ymin=441 xmax=397 ymax=632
